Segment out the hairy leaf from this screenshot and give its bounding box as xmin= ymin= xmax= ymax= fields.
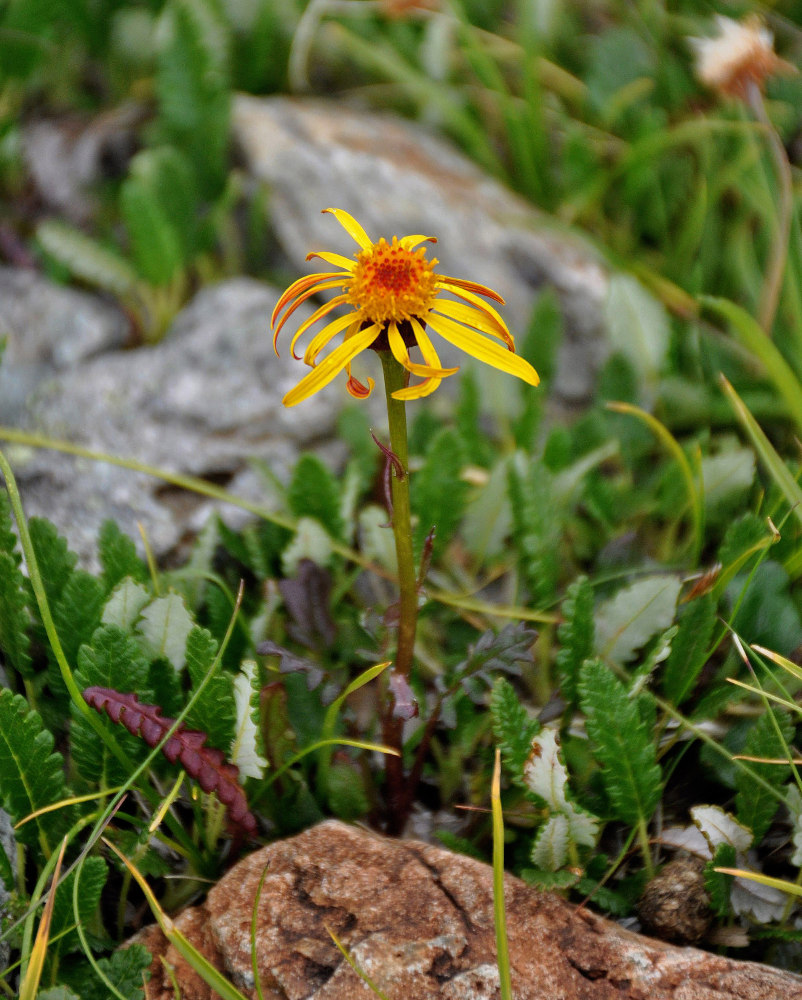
xmin=594 ymin=574 xmax=681 ymax=665
xmin=578 ymin=659 xmax=662 ymax=825
xmin=28 ymin=517 xmax=78 ymax=612
xmin=555 ymin=575 xmax=594 ymax=707
xmin=661 ymin=594 xmax=716 ymax=706
xmin=83 ymin=687 xmax=256 ymax=834
xmin=102 ymin=578 xmax=151 ymax=631
xmin=490 ymin=677 xmax=540 ymax=789
xmin=73 ymin=625 xmax=151 ymax=785
xmin=704 ymin=843 xmax=736 ymax=916
xmin=282 ymin=517 xmax=334 ymax=575
xmin=520 ymin=868 xmax=579 ymax=891
xmin=98 ymin=520 xmax=147 ymax=592
xmin=53 ymin=570 xmax=106 ymax=667
xmin=531 ymin=814 xmax=569 ymax=871
xmin=49 ymin=856 xmax=107 ymax=956
xmin=455 ymin=623 xmax=536 ymax=692
xmin=76 ymin=943 xmax=152 ymax=1000
xmin=0 ymin=551 xmax=32 ymax=677
xmin=507 ymin=453 xmax=560 ymax=605
xmin=231 ymin=660 xmax=267 ymax=780
xmin=735 ymin=709 xmax=794 ymax=843
xmin=0 ymin=688 xmax=69 ymax=851
xmin=287 ymin=453 xmax=344 ymax=541
xmin=137 ymin=592 xmax=194 ymax=671
xmin=411 ymin=427 xmax=468 ymax=560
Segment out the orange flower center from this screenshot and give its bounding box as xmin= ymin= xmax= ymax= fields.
xmin=347 ymin=237 xmax=438 ymax=325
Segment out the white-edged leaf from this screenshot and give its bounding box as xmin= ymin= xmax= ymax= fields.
xmin=563 ymin=802 xmax=600 ymax=849
xmin=595 ymin=574 xmax=681 ymax=665
xmin=787 ymin=785 xmax=802 ymax=867
xmin=524 ymin=727 xmax=568 ymax=810
xmin=604 ymin=274 xmax=669 ymax=404
xmin=231 ymin=659 xmax=267 ymax=780
xmin=136 ymin=592 xmax=194 ymax=671
xmin=357 ymin=506 xmax=397 ymax=572
xmin=691 ymin=805 xmax=752 ymax=854
xmin=102 ymin=578 xmax=151 ymax=631
xmin=531 ymin=814 xmax=569 ymax=872
xmin=731 ymin=875 xmax=788 ymax=922
xmin=282 ymin=517 xmax=333 ymax=575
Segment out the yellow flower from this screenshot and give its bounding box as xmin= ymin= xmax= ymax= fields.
xmin=690 ymin=15 xmax=796 ymax=99
xmin=271 ymin=208 xmax=540 ymax=407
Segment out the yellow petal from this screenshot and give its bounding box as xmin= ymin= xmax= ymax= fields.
xmin=428 ymin=314 xmax=540 ymax=386
xmin=323 ymin=208 xmax=373 ymax=250
xmin=283 ymin=325 xmax=380 ymax=407
xmin=271 ymin=273 xmax=343 ymax=331
xmin=433 ymin=298 xmax=514 ymax=348
xmin=288 ymin=294 xmax=350 ymax=358
xmin=307 ymin=250 xmax=358 ymax=271
xmin=399 ymin=234 xmax=437 ymax=250
xmin=437 ymin=274 xmax=505 ymax=305
xmin=412 ymin=318 xmax=459 ymax=376
xmin=303 ymin=313 xmax=363 ymax=366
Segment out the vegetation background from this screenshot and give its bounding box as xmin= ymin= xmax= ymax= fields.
xmin=3 ymin=0 xmax=802 ymax=995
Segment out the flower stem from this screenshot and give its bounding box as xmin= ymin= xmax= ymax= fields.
xmin=379 ymin=351 xmax=419 ymax=833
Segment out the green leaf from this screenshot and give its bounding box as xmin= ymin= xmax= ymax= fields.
xmin=461 ymin=455 xmax=512 ymax=562
xmin=52 ymin=570 xmax=106 ymax=667
xmin=0 ymin=688 xmax=69 ymax=852
xmin=411 ymin=427 xmax=468 ymax=560
xmin=455 ymin=623 xmax=535 ymax=686
xmin=120 ymin=175 xmax=184 ymax=286
xmin=156 ymin=0 xmax=231 ymax=196
xmin=128 ymin=145 xmax=199 ymax=262
xmin=0 ymin=551 xmax=32 ymax=677
xmin=75 ymin=942 xmax=152 ymax=1000
xmin=578 ymin=659 xmax=662 ymax=826
xmin=717 ymin=513 xmax=770 ymax=573
xmin=735 ymin=709 xmax=794 ymax=843
xmin=531 ymin=814 xmax=569 ymax=871
xmin=594 ymin=574 xmax=681 ymax=665
xmin=604 ymin=274 xmax=669 ymax=405
xmin=184 ymin=626 xmax=234 ymax=752
xmin=507 ymin=453 xmax=560 ymax=605
xmin=28 ymin=518 xmax=78 ymax=613
xmin=0 ymin=490 xmax=20 ymax=566
xmin=49 ymin=856 xmax=107 ymax=956
xmin=327 ymin=762 xmax=370 ymax=821
xmin=287 ymin=454 xmax=344 ymax=541
xmin=137 ymin=592 xmax=195 ymax=671
xmin=37 ymin=220 xmax=139 ymax=297
xmin=661 ymin=594 xmax=716 ymax=706
xmin=555 ymin=576 xmax=594 ymax=707
xmin=490 ymin=677 xmax=540 ymax=789
xmin=455 ymin=370 xmax=493 ymax=466
xmin=705 ymin=843 xmax=736 ymax=917
xmin=520 ymin=868 xmax=579 ymax=890
xmin=72 ymin=625 xmax=151 ymax=785
xmin=98 ymin=520 xmax=147 ymax=592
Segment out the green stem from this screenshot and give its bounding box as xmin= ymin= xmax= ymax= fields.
xmin=379 ymin=352 xmax=419 ymax=833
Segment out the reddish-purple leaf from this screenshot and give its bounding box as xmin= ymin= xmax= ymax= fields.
xmin=83 ymin=686 xmax=257 ymax=835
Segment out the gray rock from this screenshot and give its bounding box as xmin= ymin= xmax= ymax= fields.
xmin=0 ymin=809 xmax=15 ymax=977
xmin=0 ymin=266 xmax=129 ymax=424
xmin=11 ymin=278 xmax=346 ymax=568
xmin=233 ymin=94 xmax=610 ymax=407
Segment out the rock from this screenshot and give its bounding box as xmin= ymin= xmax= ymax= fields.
xmin=132 ymin=820 xmax=802 ymax=1000
xmin=0 ymin=266 xmax=129 ymax=424
xmin=8 ymin=278 xmax=345 ymax=568
xmin=233 ymin=94 xmax=610 ymax=409
xmin=0 ymin=809 xmax=16 ymax=975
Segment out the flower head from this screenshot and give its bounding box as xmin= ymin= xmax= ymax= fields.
xmin=271 ymin=208 xmax=539 ymax=407
xmin=690 ymin=15 xmax=796 ymax=99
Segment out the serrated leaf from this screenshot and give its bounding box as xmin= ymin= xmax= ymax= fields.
xmin=77 ymin=942 xmax=152 ymax=1000
xmin=287 ymin=454 xmax=345 ymax=541
xmin=735 ymin=709 xmax=794 ymax=842
xmin=0 ymin=490 xmax=20 ymax=565
xmin=555 ymin=575 xmax=594 ymax=707
xmin=49 ymin=856 xmax=107 ymax=956
xmin=691 ymin=805 xmax=752 ymax=853
xmin=28 ymin=517 xmax=78 ymax=612
xmin=73 ymin=625 xmax=151 ymax=785
xmin=455 ymin=623 xmax=536 ymax=688
xmin=594 ymin=574 xmax=681 ymax=665
xmin=102 ymin=578 xmax=152 ymax=631
xmin=531 ymin=814 xmax=569 ymax=871
xmin=705 ymin=842 xmax=736 ymax=916
xmin=52 ymin=570 xmax=106 ymax=666
xmin=578 ymin=659 xmax=662 ymax=825
xmin=98 ymin=520 xmax=147 ymax=592
xmin=120 ymin=175 xmax=184 ymax=286
xmin=521 ymin=868 xmax=579 ymax=890
xmin=137 ymin=592 xmax=195 ymax=671
xmin=490 ymin=677 xmax=540 ymax=789
xmin=282 ymin=517 xmax=333 ymax=575
xmin=661 ymin=594 xmax=715 ymax=706
xmin=0 ymin=551 xmax=32 ymax=677
xmin=0 ymin=688 xmax=69 ymax=851
xmin=37 ymin=220 xmax=139 ymax=297
xmin=184 ymin=626 xmax=234 ymax=752
xmin=231 ymin=659 xmax=267 ymax=780
xmin=604 ymin=274 xmax=669 ymax=405
xmin=564 ymin=801 xmax=600 ymax=849
xmin=411 ymin=427 xmax=468 ymax=560
xmin=508 ymin=452 xmax=560 ymax=605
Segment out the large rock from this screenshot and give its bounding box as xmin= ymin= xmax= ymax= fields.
xmin=133 ymin=820 xmax=802 ymax=1000
xmin=8 ymin=278 xmax=344 ymax=567
xmin=233 ymin=95 xmax=610 ymax=409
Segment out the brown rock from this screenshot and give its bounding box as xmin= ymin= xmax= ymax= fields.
xmin=132 ymin=820 xmax=802 ymax=1000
